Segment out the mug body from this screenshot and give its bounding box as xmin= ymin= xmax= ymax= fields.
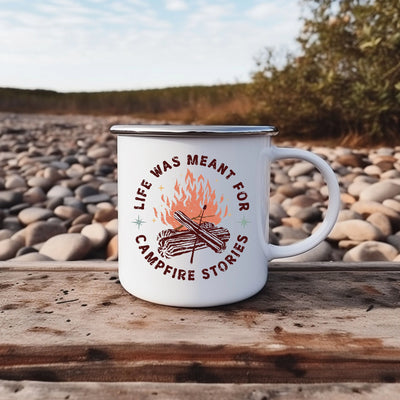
xmin=114 ymin=126 xmax=277 ymax=307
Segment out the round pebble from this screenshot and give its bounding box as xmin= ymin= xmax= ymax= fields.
xmin=23 ymin=187 xmax=47 ymax=204
xmin=66 ymin=164 xmax=85 ymax=178
xmin=81 ymin=223 xmax=108 ymax=249
xmin=364 ymin=165 xmax=382 ymax=176
xmin=366 ymin=213 xmax=392 ymax=236
xmin=18 ymin=207 xmax=53 ymax=225
xmin=0 ymin=238 xmax=22 ymax=260
xmin=88 ymin=146 xmax=111 ymax=159
xmin=343 ymin=241 xmax=398 ymax=262
xmin=54 ymin=205 xmax=84 ymax=220
xmin=39 ymin=233 xmax=92 ymax=261
xmin=43 ymin=166 xmax=63 ymax=182
xmin=288 ymin=162 xmax=315 ymax=177
xmin=328 ymin=219 xmax=382 ymax=241
xmin=348 ymin=181 xmax=370 ymax=197
xmin=25 ymin=221 xmax=67 ymax=246
xmin=0 ymin=191 xmax=23 ymax=208
xmin=27 ymin=176 xmax=53 ymax=190
xmin=75 ymin=184 xmax=99 ymax=200
xmin=94 ymin=207 xmax=118 ymax=223
xmin=47 ymin=185 xmax=74 ymax=198
xmin=382 ymin=199 xmax=400 ymax=213
xmin=5 ymin=175 xmax=26 ymax=189
xmin=276 ymin=183 xmax=306 ymax=198
xmin=359 ymin=181 xmax=400 ymax=202
xmin=99 ymin=182 xmax=118 ymax=196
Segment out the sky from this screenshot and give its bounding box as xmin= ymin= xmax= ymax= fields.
xmin=0 ymin=0 xmax=303 ymax=92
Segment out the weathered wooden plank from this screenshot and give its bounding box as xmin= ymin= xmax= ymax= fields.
xmin=0 ymin=260 xmax=118 ymax=272
xmin=1 ymin=381 xmax=400 ymax=400
xmin=271 ymin=261 xmax=400 ymax=272
xmin=0 ymin=265 xmax=399 ymax=383
xmin=1 ymin=260 xmax=400 ymax=272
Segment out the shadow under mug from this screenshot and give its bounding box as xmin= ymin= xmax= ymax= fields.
xmin=111 ymin=125 xmax=340 ymax=307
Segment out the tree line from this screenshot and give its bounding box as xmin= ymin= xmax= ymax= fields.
xmin=0 ymin=84 xmax=252 ymax=125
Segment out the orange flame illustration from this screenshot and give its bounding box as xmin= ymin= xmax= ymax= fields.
xmin=154 ymin=169 xmax=228 ymax=229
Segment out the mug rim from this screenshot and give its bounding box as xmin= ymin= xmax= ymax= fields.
xmin=110 ymin=124 xmax=279 ymax=137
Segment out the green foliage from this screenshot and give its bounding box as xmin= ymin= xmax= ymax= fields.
xmin=251 ymin=0 xmax=400 ymax=143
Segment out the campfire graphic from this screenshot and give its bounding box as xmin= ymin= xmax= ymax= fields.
xmin=154 ymin=170 xmax=230 ymax=263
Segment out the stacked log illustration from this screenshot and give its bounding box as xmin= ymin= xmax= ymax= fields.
xmin=157 ymin=210 xmax=230 ymax=259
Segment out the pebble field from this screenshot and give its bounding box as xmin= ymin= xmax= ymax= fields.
xmin=1 ymin=113 xmax=400 ymax=263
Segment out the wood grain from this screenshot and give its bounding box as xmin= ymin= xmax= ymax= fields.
xmin=0 ymin=261 xmax=399 ymax=384
xmin=1 ymin=381 xmax=400 ymax=400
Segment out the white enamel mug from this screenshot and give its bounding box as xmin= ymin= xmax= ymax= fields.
xmin=111 ymin=125 xmax=340 ymax=307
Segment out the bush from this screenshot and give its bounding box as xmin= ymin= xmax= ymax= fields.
xmin=250 ymin=0 xmax=400 ymax=144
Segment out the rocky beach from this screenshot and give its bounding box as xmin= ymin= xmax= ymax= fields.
xmin=1 ymin=112 xmax=400 ymax=263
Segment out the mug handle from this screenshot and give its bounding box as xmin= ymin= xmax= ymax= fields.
xmin=261 ymin=146 xmax=341 ymax=260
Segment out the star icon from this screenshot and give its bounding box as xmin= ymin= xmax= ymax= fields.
xmin=238 ymin=215 xmax=251 ymax=228
xmin=158 ymin=185 xmax=165 ymax=191
xmin=132 ymin=215 xmax=146 ymax=229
